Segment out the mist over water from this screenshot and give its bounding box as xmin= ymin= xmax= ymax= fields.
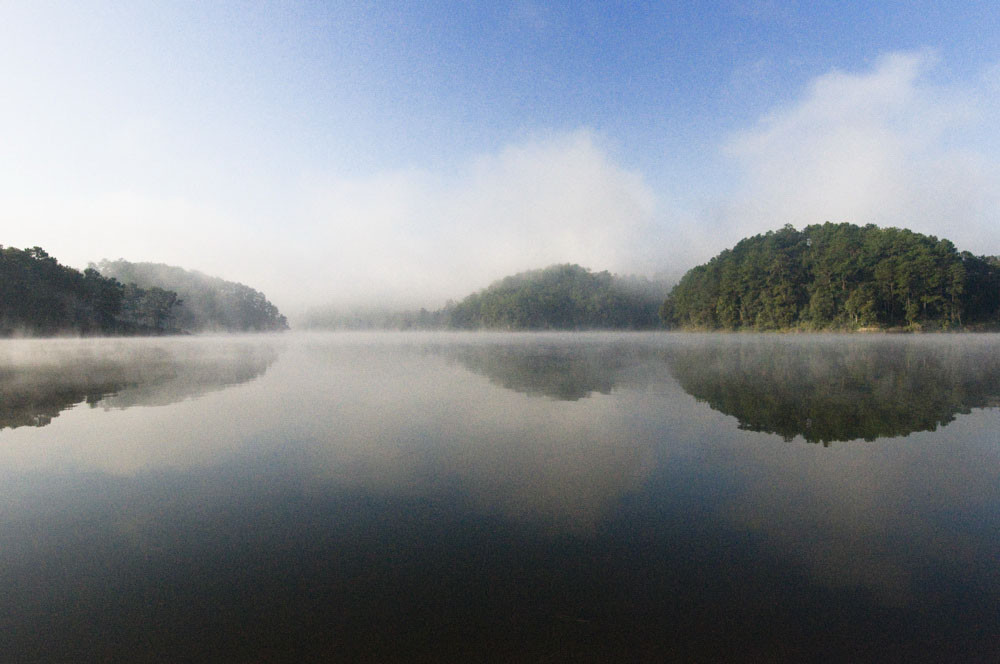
xmin=0 ymin=337 xmax=278 ymax=430
xmin=2 ymin=332 xmax=999 ymax=661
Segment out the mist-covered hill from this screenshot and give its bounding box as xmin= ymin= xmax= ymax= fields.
xmin=96 ymin=260 xmax=288 ymax=333
xmin=662 ymin=222 xmax=1000 ymax=331
xmin=302 ymin=264 xmax=669 ymax=331
xmin=449 ymin=264 xmax=667 ymax=330
xmin=1 ymin=245 xmax=181 ymax=336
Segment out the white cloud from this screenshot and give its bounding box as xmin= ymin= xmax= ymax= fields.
xmin=289 ymin=129 xmax=662 ymax=309
xmin=719 ymin=50 xmax=1000 ymax=253
xmin=1 ymin=130 xmax=666 ymax=314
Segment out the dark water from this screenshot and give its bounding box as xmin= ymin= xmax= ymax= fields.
xmin=2 ymin=333 xmax=999 ymax=662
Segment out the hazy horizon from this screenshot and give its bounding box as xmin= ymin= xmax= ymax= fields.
xmin=5 ymin=3 xmax=1000 ymax=315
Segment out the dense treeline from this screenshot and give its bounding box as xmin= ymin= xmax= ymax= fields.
xmin=1 ymin=246 xmax=181 ymax=335
xmin=449 ymin=264 xmax=665 ymax=330
xmin=662 ymin=223 xmax=1000 ymax=330
xmin=0 ymin=246 xmax=288 ymax=336
xmin=96 ymin=260 xmax=288 ymax=332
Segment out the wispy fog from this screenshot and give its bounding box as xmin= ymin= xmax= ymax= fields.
xmin=283 ymin=130 xmax=662 ymax=312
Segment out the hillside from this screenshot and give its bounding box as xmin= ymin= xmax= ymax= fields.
xmin=96 ymin=260 xmax=288 ymax=332
xmin=448 ymin=264 xmax=666 ymax=330
xmin=0 ymin=245 xmax=181 ymax=336
xmin=662 ymin=223 xmax=1000 ymax=331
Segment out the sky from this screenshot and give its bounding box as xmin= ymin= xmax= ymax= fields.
xmin=3 ymin=1 xmax=1000 ymax=316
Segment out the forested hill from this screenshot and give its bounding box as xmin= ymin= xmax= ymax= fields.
xmin=449 ymin=264 xmax=666 ymax=330
xmin=662 ymin=223 xmax=1000 ymax=330
xmin=1 ymin=246 xmax=181 ymax=336
xmin=96 ymin=260 xmax=288 ymax=332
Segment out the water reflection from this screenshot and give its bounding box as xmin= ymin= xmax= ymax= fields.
xmin=2 ymin=333 xmax=999 ymax=662
xmin=666 ymin=336 xmax=1000 ymax=444
xmin=447 ymin=341 xmax=627 ymax=400
xmin=440 ymin=334 xmax=680 ymax=402
xmin=0 ymin=338 xmax=278 ymax=430
xmin=443 ymin=334 xmax=1000 ymax=444
xmin=278 ymin=339 xmax=662 ymax=533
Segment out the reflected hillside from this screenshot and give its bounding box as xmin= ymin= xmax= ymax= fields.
xmin=446 ymin=340 xmax=639 ymax=400
xmin=668 ymin=337 xmax=1000 ymax=444
xmin=0 ymin=339 xmax=277 ymax=430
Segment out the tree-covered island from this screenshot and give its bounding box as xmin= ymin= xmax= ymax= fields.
xmin=448 ymin=264 xmax=666 ymax=330
xmin=0 ymin=246 xmax=287 ymax=336
xmin=662 ymin=222 xmax=1000 ymax=331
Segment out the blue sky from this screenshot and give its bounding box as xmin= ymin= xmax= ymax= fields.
xmin=3 ymin=1 xmax=1000 ymax=313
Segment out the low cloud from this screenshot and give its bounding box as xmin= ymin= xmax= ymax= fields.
xmin=289 ymin=129 xmax=662 ymax=310
xmin=718 ymin=50 xmax=1000 ymax=252
xmin=3 ymin=131 xmax=663 ymax=313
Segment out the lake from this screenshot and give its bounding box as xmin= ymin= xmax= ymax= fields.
xmin=2 ymin=332 xmax=999 ymax=662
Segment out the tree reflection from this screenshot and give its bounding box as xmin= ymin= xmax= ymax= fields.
xmin=446 ymin=341 xmax=634 ymax=400
xmin=667 ymin=337 xmax=1000 ymax=443
xmin=0 ymin=341 xmax=277 ymax=430
xmin=430 ymin=335 xmax=1000 ymax=444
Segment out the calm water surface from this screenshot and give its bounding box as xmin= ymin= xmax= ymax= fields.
xmin=1 ymin=332 xmax=999 ymax=662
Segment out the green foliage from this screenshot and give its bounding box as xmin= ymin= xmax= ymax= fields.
xmin=448 ymin=264 xmax=666 ymax=330
xmin=119 ymin=283 xmax=181 ymax=332
xmin=1 ymin=247 xmax=286 ymax=337
xmin=662 ymin=222 xmax=1000 ymax=330
xmin=0 ymin=245 xmax=181 ymax=336
xmin=96 ymin=260 xmax=288 ymax=332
